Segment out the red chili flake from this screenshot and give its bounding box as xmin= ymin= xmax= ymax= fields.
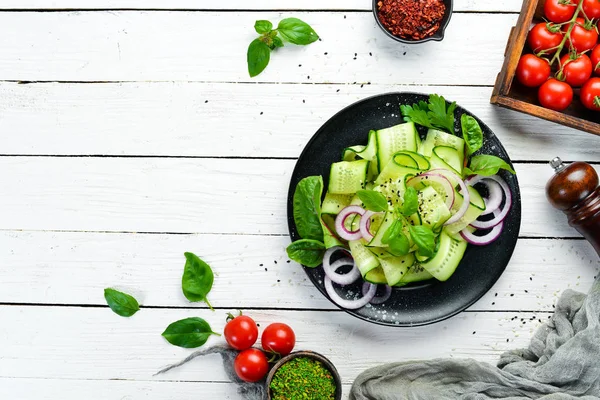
xmin=377 ymin=0 xmax=446 ymax=41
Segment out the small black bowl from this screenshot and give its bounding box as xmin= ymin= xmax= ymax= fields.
xmin=372 ymin=0 xmax=453 ymax=44
xmin=265 ymin=351 xmax=342 ymax=400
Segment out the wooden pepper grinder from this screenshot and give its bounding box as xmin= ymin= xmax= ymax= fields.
xmin=546 ymin=157 xmax=600 ymax=257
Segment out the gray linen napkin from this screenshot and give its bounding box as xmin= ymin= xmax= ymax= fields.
xmin=350 ymin=278 xmax=600 ymax=399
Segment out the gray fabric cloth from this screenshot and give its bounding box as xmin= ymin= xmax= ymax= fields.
xmin=350 ymin=278 xmax=600 ymax=399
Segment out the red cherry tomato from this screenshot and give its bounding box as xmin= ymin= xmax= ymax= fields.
xmin=565 ymin=18 xmax=598 ymax=53
xmin=261 ymin=323 xmax=296 ymax=356
xmin=538 ymin=78 xmax=574 ymax=111
xmin=580 ymin=77 xmax=600 ymax=110
xmin=582 ymin=0 xmax=600 ymax=19
xmin=528 ymin=22 xmax=563 ymax=53
xmin=224 ymin=314 xmax=259 ymax=351
xmin=516 ymin=54 xmax=551 ymax=87
xmin=590 ymin=44 xmax=600 ymax=75
xmin=234 ymin=348 xmax=269 ymax=382
xmin=545 ymin=0 xmax=577 ymax=23
xmin=560 ymin=53 xmax=593 ymax=87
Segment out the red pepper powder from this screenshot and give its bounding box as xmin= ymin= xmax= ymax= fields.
xmin=377 ymin=0 xmax=446 ymax=41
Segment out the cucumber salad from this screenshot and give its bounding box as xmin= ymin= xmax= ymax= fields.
xmin=287 ymin=94 xmax=516 ymax=310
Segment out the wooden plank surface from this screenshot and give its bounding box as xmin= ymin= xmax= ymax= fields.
xmin=0 ymin=0 xmax=524 ymax=12
xmin=0 ymin=306 xmax=550 ymax=383
xmin=0 ymin=158 xmax=589 ymax=237
xmin=2 ymin=82 xmax=600 ymax=162
xmin=0 ymin=12 xmax=515 ymax=84
xmin=0 ymin=231 xmax=597 ymax=311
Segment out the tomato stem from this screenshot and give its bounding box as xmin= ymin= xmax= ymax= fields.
xmin=549 ymin=0 xmax=586 ymax=67
xmin=593 ymin=95 xmax=600 ymax=108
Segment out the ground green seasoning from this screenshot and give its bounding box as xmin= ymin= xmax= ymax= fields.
xmin=270 ymin=357 xmax=336 ymax=400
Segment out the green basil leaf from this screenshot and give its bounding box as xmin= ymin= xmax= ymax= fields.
xmin=388 ymin=233 xmax=410 ymax=256
xmin=104 ymin=288 xmax=140 ymax=317
xmin=254 ymin=20 xmax=273 ymax=34
xmin=381 ymin=219 xmax=403 ymax=245
xmin=467 ymin=155 xmax=516 ymax=176
xmin=277 ymin=18 xmax=319 ymax=45
xmin=162 ymin=317 xmax=219 ymax=348
xmin=409 ymin=225 xmax=436 ymax=258
xmin=272 ymin=35 xmax=284 ymax=48
xmin=400 ymin=187 xmax=419 ymax=216
xmin=247 ymin=38 xmax=271 ymax=77
xmin=293 ymin=176 xmax=324 ymax=241
xmin=182 ymin=252 xmax=214 ymax=310
xmin=427 ymin=94 xmax=456 ymax=133
xmin=461 ymin=114 xmax=483 ymax=156
xmin=357 ymin=189 xmax=388 ymax=212
xmin=286 ymin=239 xmax=326 ymax=268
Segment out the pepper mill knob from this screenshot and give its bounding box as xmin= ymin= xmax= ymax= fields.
xmin=546 ymin=157 xmax=599 ymax=211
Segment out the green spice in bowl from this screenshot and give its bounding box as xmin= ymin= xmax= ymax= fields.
xmin=266 ymin=350 xmax=342 ymax=400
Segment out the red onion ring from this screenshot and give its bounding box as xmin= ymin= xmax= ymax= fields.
xmin=334 ymin=205 xmax=365 ymax=241
xmin=324 ymin=276 xmax=377 ymax=309
xmin=360 ymin=210 xmax=381 ymax=242
xmin=476 ymin=179 xmax=503 ymax=216
xmin=460 ymin=210 xmax=504 ymax=245
xmin=467 ymin=175 xmax=512 ymax=229
xmin=322 ymin=246 xmax=360 ymax=285
xmin=363 ymin=282 xmax=392 ymax=304
xmin=441 ymin=170 xmax=470 ymax=226
xmin=407 ymin=173 xmax=455 ymax=210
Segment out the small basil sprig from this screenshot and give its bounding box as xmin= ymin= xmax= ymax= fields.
xmin=104 ymin=288 xmax=140 ymax=317
xmin=400 ymin=187 xmax=419 ymax=217
xmin=461 ymin=114 xmax=483 ymax=156
xmin=182 ymin=252 xmax=215 ymax=310
xmin=357 ymin=189 xmax=388 ymax=212
xmin=464 ymin=155 xmax=516 ymax=177
xmin=409 ymin=225 xmax=436 ymax=258
xmin=162 ymin=317 xmax=220 ymax=348
xmin=247 ymin=17 xmax=319 ymax=77
xmin=286 ymin=239 xmax=326 ymax=267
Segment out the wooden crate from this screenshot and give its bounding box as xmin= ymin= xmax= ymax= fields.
xmin=491 ymin=0 xmax=600 ymax=136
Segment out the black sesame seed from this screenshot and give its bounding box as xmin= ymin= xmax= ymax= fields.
xmin=204 ymin=100 xmax=208 ymax=103
xmin=510 ymin=293 xmax=514 ymax=297
xmin=259 ymin=264 xmax=263 ymax=266
xmin=260 ymin=111 xmax=263 ymax=115
xmin=274 ymin=260 xmax=277 ymax=264
xmin=472 ymin=331 xmax=476 ymax=335
xmin=277 ymin=279 xmax=281 ymax=282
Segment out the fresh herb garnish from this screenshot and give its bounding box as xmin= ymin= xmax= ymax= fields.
xmin=357 ymin=189 xmax=388 ymax=212
xmin=104 ymin=288 xmax=140 ymax=317
xmin=293 ymin=176 xmax=325 ymax=241
xmin=400 ymin=187 xmax=419 ymax=216
xmin=400 ymin=94 xmax=456 ymax=133
xmin=409 ymin=225 xmax=436 ymax=258
xmin=382 ymin=219 xmax=403 ymax=245
xmin=461 ymin=114 xmax=483 ymax=156
xmin=388 ymin=233 xmax=410 ymax=256
xmin=286 ymin=239 xmax=326 ymax=267
xmin=182 ymin=252 xmax=215 ymax=310
xmin=464 ymin=155 xmax=516 ymax=176
xmin=247 ymin=18 xmax=319 ymax=77
xmin=161 ymin=317 xmax=220 ymax=348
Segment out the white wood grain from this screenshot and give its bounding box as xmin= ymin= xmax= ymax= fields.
xmin=2 ymin=82 xmax=600 ymax=162
xmin=0 ymin=12 xmax=515 ymax=84
xmin=0 ymin=0 xmax=523 ymax=12
xmin=0 ymin=231 xmax=597 ymax=311
xmin=0 ymin=306 xmax=551 ymax=383
xmin=0 ymin=158 xmax=590 ymax=237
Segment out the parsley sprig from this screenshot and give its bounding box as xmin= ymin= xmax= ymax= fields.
xmin=400 ymin=94 xmax=457 ymax=133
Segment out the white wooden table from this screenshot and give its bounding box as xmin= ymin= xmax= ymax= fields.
xmin=1 ymin=1 xmax=599 ymax=399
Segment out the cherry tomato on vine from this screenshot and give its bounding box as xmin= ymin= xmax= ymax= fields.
xmin=580 ymin=77 xmax=600 ymax=110
xmin=234 ymin=348 xmax=269 ymax=382
xmin=538 ymin=78 xmax=574 ymax=111
xmin=590 ymin=44 xmax=600 ymax=75
xmin=261 ymin=322 xmax=295 ymax=356
xmin=565 ymin=17 xmax=598 ymax=53
xmin=560 ymin=53 xmax=592 ymax=87
xmin=528 ymin=22 xmax=563 ymax=53
xmin=516 ymin=54 xmax=551 ymax=87
xmin=582 ymin=0 xmax=600 ymax=19
xmin=223 ymin=313 xmax=259 ymax=350
xmin=544 ymin=0 xmax=577 ymax=23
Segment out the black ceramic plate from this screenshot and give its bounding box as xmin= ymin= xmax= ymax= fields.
xmin=287 ymin=93 xmax=521 ymax=327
